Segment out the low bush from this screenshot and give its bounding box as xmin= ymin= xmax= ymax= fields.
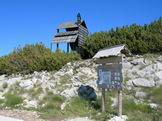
xmin=0 ymin=43 xmax=80 ymax=75
xmin=81 ymin=17 xmax=162 ymax=58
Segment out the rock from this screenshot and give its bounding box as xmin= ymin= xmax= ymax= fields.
xmin=63 ymin=117 xmax=92 ymax=121
xmin=5 ymin=76 xmax=22 ymax=85
xmin=155 ymin=62 xmax=162 ymax=71
xmin=0 ymin=93 xmax=4 ymax=100
xmin=61 ymin=87 xmax=78 ymax=98
xmin=24 ymin=100 xmax=38 ymax=108
xmin=135 ymin=91 xmax=146 ymax=98
xmin=77 ymin=85 xmax=97 ymax=101
xmin=19 ymin=79 xmax=34 ymax=89
xmin=61 ymin=100 xmax=69 ymax=110
xmin=130 ymin=58 xmax=145 ymax=66
xmin=111 ymin=97 xmax=118 ymax=108
xmin=155 ymin=71 xmax=162 ymax=85
xmin=131 ymin=78 xmax=155 ymax=87
xmin=108 ymin=115 xmax=128 ymax=121
xmin=157 ymin=56 xmax=162 ymax=62
xmin=149 ymin=103 xmax=158 ymax=109
xmin=122 ymin=61 xmax=132 ymax=70
xmin=0 ymin=75 xmax=6 ymax=81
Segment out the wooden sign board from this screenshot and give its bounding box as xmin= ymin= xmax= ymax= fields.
xmin=95 ymin=56 xmax=122 ymax=64
xmin=97 ymin=64 xmax=123 ymax=90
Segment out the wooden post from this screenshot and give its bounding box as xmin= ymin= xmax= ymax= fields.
xmin=57 ymin=43 xmax=59 ymax=50
xmin=101 ymin=88 xmax=106 ymax=112
xmin=50 ymin=43 xmax=53 ymax=51
xmin=118 ymin=90 xmax=122 ymax=117
xmin=67 ymin=43 xmax=69 ymax=53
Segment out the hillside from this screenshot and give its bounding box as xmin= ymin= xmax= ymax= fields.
xmin=0 ymin=54 xmax=162 ymax=121
xmin=82 ymin=18 xmax=162 ymax=58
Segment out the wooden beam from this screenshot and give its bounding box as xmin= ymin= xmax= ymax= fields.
xmin=57 ymin=43 xmax=59 ymax=50
xmin=67 ymin=43 xmax=70 ymax=53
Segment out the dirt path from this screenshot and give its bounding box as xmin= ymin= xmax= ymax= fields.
xmin=0 ymin=109 xmax=44 ymax=121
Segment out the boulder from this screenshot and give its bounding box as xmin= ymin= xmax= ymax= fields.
xmin=155 ymin=62 xmax=162 ymax=71
xmin=130 ymin=58 xmax=145 ymax=66
xmin=5 ymin=76 xmax=22 ymax=85
xmin=131 ymin=78 xmax=155 ymax=87
xmin=155 ymin=71 xmax=162 ymax=86
xmin=61 ymin=87 xmax=78 ymax=98
xmin=77 ymin=85 xmax=97 ymax=101
xmin=135 ymin=91 xmax=146 ymax=98
xmin=19 ymin=79 xmax=34 ymax=89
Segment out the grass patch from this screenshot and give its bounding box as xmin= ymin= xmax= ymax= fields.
xmin=123 ymin=97 xmax=162 ymax=121
xmin=63 ymin=97 xmax=94 ymax=117
xmin=38 ymin=93 xmax=65 ymax=119
xmin=147 ymin=86 xmax=162 ymax=106
xmin=63 ymin=91 xmax=115 ymax=121
xmin=28 ymin=84 xmax=43 ymax=99
xmin=3 ymin=93 xmax=23 ymax=107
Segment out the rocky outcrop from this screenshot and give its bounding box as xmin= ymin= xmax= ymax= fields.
xmin=0 ymin=55 xmax=162 ymax=121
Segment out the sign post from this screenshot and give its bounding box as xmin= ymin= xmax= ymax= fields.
xmin=101 ymin=88 xmax=106 ymax=112
xmin=97 ymin=62 xmax=123 ymax=115
xmin=118 ymin=90 xmax=122 ymax=117
xmin=93 ymin=44 xmax=131 ymax=117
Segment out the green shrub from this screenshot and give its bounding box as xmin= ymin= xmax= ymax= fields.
xmin=0 ymin=43 xmax=80 ymax=75
xmin=82 ymin=17 xmax=162 ymax=58
xmin=3 ymin=93 xmax=23 ymax=107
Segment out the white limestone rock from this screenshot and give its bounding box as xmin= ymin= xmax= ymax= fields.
xmin=155 ymin=71 xmax=162 ymax=85
xmin=108 ymin=115 xmax=128 ymax=121
xmin=111 ymin=97 xmax=118 ymax=108
xmin=130 ymin=78 xmax=155 ymax=87
xmin=135 ymin=91 xmax=146 ymax=98
xmin=5 ymin=76 xmax=22 ymax=85
xmin=149 ymin=103 xmax=158 ymax=109
xmin=60 ymin=87 xmax=78 ymax=98
xmin=63 ymin=117 xmax=92 ymax=121
xmin=0 ymin=75 xmax=6 ymax=81
xmin=130 ymin=58 xmax=145 ymax=66
xmin=19 ymin=79 xmax=34 ymax=89
xmin=24 ymin=100 xmax=38 ymax=108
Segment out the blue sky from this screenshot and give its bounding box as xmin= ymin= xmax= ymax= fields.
xmin=0 ymin=0 xmax=162 ymax=56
